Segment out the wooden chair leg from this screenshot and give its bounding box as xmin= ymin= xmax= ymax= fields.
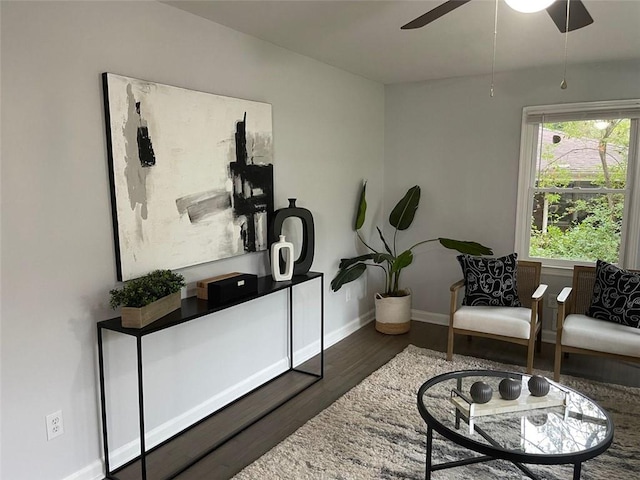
xmin=526 ymin=337 xmax=535 ymax=374
xmin=447 ymin=327 xmax=454 ymax=361
xmin=554 ymin=343 xmax=562 ymax=381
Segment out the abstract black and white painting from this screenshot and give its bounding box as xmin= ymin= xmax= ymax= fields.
xmin=103 ymin=73 xmax=273 ymax=281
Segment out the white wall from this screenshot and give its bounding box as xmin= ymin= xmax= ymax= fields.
xmin=385 ymin=59 xmax=640 ymax=328
xmin=0 ymin=2 xmax=384 ymax=479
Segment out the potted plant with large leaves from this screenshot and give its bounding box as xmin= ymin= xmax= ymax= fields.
xmin=331 ymin=182 xmax=492 ymax=334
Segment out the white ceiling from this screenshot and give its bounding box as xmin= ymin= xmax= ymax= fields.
xmin=163 ymin=0 xmax=640 ymax=85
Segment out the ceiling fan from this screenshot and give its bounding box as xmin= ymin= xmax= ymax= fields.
xmin=401 ymin=0 xmax=594 ymax=33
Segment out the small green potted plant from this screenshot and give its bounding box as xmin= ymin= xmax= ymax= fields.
xmin=110 ymin=269 xmax=186 ymax=328
xmin=331 ymin=182 xmax=492 ymax=334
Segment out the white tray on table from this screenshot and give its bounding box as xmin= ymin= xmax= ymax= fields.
xmin=450 ymin=384 xmax=568 ymax=434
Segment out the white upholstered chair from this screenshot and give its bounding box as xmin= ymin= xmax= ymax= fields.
xmin=554 ymin=265 xmax=640 ymax=381
xmin=448 ymin=260 xmax=547 ymax=373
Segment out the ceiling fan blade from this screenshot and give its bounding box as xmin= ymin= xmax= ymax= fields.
xmin=546 ymin=0 xmax=594 ymax=33
xmin=401 ymin=0 xmax=473 ymax=30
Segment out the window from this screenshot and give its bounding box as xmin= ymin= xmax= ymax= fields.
xmin=515 ymin=100 xmax=640 ymax=270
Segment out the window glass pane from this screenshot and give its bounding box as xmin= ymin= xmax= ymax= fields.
xmin=516 ymin=101 xmax=640 ymax=269
xmin=529 ymin=192 xmax=623 ymax=264
xmin=535 ymin=120 xmax=630 ymax=190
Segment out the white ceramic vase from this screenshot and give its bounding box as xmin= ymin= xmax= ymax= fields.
xmin=271 ymin=235 xmax=294 ymax=281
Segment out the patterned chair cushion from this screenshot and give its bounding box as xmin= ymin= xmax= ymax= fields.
xmin=586 ymin=259 xmax=640 ymax=328
xmin=457 ymin=253 xmax=522 ymax=307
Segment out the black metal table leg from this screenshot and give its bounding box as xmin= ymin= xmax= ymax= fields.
xmin=97 ymin=326 xmax=111 ymax=477
xmin=425 ymin=426 xmax=433 ymax=480
xmin=320 ymin=275 xmax=324 ymax=378
xmin=288 ymin=285 xmax=294 ymax=369
xmin=455 ymin=377 xmax=462 ymax=429
xmin=573 ymin=462 xmax=582 ymax=479
xmin=136 ymin=336 xmax=147 ymax=480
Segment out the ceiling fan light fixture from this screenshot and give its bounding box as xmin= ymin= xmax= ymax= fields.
xmin=505 ymin=0 xmax=556 ymax=13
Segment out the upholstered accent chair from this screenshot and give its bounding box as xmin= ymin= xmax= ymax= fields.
xmin=448 ymin=260 xmax=547 ymax=373
xmin=554 ymin=264 xmax=640 ymax=381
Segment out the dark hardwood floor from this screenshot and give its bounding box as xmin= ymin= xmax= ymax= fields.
xmin=114 ymin=321 xmax=640 ymax=480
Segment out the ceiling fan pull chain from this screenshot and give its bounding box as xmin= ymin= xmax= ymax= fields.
xmin=561 ymin=0 xmax=571 ymax=89
xmin=490 ymin=0 xmax=499 ymax=97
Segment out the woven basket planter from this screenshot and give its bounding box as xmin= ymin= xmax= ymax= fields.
xmin=374 ymin=292 xmax=411 ymax=334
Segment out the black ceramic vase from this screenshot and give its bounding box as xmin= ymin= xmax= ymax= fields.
xmin=528 ymin=375 xmax=550 ymax=397
xmin=269 ymin=198 xmax=315 ymax=275
xmin=470 ymin=381 xmax=493 ymax=404
xmin=499 ymin=378 xmax=522 ymax=400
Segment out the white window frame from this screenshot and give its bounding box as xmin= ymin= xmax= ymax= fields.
xmin=515 ymin=99 xmax=640 ymax=273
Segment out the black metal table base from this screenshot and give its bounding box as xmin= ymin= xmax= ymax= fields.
xmin=98 ymin=273 xmax=324 ymax=480
xmin=424 ymin=426 xmax=584 ymax=480
xmin=105 ymin=370 xmax=322 ymax=480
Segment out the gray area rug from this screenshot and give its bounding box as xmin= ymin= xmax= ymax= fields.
xmin=233 ymin=345 xmax=640 ymax=479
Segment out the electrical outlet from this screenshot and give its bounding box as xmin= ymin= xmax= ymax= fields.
xmin=345 ymin=286 xmax=352 ymax=302
xmin=46 ymin=410 xmax=64 ymax=440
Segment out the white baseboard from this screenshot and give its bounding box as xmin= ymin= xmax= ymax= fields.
xmin=411 ymin=308 xmax=556 ymax=344
xmin=293 ymin=309 xmax=374 ymax=366
xmin=411 ymin=309 xmax=448 ymax=326
xmin=61 ymin=461 xmax=104 ymax=480
xmin=293 ymin=309 xmax=375 ymax=366
xmin=293 ymin=341 xmax=321 ymax=366
xmin=106 ymin=358 xmax=290 ymax=470
xmin=67 ymin=311 xmax=375 ymax=480
xmin=540 ymin=329 xmax=556 ymax=344
xmin=64 ymin=360 xmax=289 ymax=480
xmin=325 ymin=308 xmax=375 ymax=348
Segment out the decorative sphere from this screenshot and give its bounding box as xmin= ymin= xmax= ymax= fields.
xmin=469 ymin=381 xmax=493 ymax=404
xmin=528 ymin=375 xmax=550 ymax=397
xmin=528 ymin=413 xmax=549 ymax=427
xmin=499 ymin=378 xmax=522 ymax=400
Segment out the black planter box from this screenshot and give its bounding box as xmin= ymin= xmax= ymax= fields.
xmin=207 ymin=273 xmax=258 ymax=307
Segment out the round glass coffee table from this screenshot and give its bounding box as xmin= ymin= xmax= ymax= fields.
xmin=417 ymin=370 xmax=613 ymax=479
